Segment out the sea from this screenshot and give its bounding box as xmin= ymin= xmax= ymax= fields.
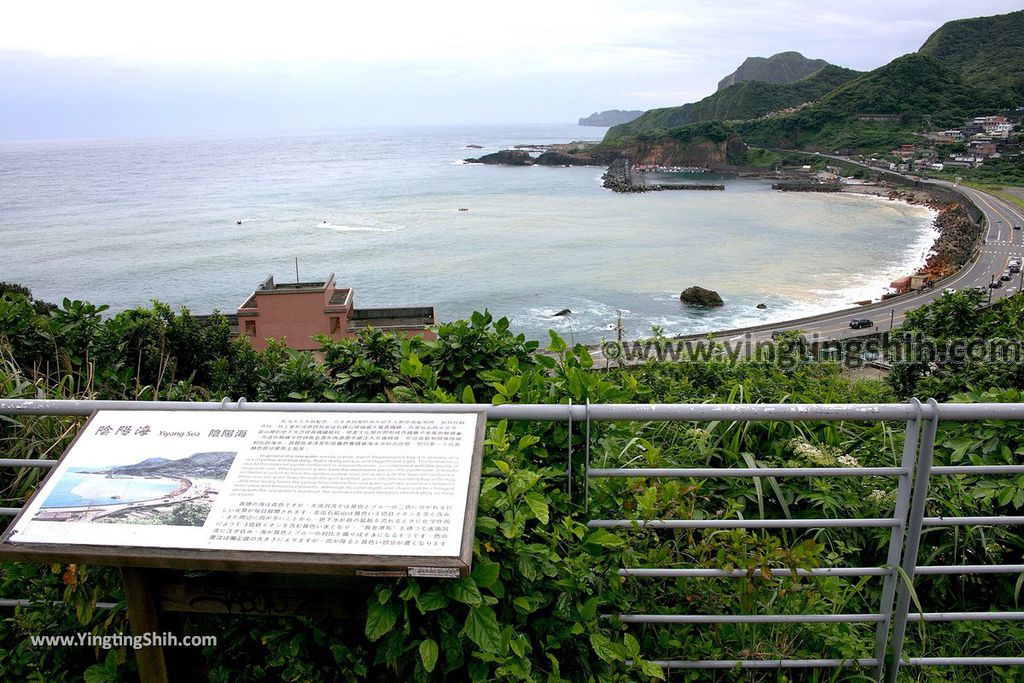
xmin=40 ymin=470 xmax=181 ymax=508
xmin=0 ymin=124 xmax=938 ymax=343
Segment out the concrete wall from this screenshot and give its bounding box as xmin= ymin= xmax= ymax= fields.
xmin=251 ymin=290 xmax=331 ymax=351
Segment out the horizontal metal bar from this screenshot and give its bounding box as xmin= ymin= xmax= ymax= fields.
xmin=932 ymin=403 xmax=1024 ymax=421
xmin=0 ymin=599 xmax=120 ymax=610
xmin=916 ymin=564 xmax=1024 ymax=575
xmin=913 ymin=612 xmax=1024 ymax=622
xmin=903 ymin=657 xmax=1024 ymax=666
xmin=0 ymin=508 xmax=21 ymax=517
xmin=647 ymin=658 xmax=878 ymax=669
xmin=618 ymin=567 xmax=890 ymax=578
xmin=589 ymin=518 xmax=899 ymax=529
xmin=0 ymin=458 xmax=57 ymax=469
xmin=931 ymin=465 xmax=1024 ymax=475
xmin=589 ymin=467 xmax=906 ymax=478
xmin=0 ymin=399 xmax=938 ymax=422
xmin=922 ymin=516 xmax=1024 ymax=527
xmin=3 ymin=399 xmax=1024 ymax=424
xmin=616 ymin=613 xmax=882 ymax=624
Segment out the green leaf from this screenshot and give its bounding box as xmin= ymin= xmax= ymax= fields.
xmin=579 ymin=596 xmax=600 ymax=621
xmin=638 ymin=659 xmax=666 ymax=679
xmin=585 ymin=529 xmax=625 ymax=548
xmin=463 ymin=605 xmax=503 ymax=653
xmin=419 ymin=638 xmax=439 ymax=673
xmin=518 ymin=434 xmax=540 ymax=450
xmin=547 ymin=330 xmax=568 ymax=353
xmin=472 ymin=560 xmax=501 ymax=589
xmin=589 ymin=632 xmax=622 ymax=663
xmin=624 ymin=633 xmax=641 ymax=658
xmin=462 ymin=385 xmax=476 ymax=403
xmin=524 ymin=491 xmax=550 ymax=524
xmin=365 ymin=602 xmax=399 ymax=641
xmin=446 ymin=577 xmax=483 ymax=606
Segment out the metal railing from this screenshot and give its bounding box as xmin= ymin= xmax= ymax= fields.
xmin=2 ymin=398 xmax=1024 ymax=680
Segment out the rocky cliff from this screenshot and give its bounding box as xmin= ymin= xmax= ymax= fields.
xmin=609 ymin=137 xmax=746 ymax=168
xmin=578 ymin=110 xmax=645 ymax=127
xmin=717 ymin=52 xmax=831 ymax=91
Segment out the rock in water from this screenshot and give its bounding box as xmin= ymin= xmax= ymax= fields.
xmin=552 ymin=308 xmax=571 ymax=317
xmin=680 ymin=286 xmax=724 ymax=307
xmin=756 ymin=303 xmax=767 ymax=309
xmin=463 ymin=150 xmax=535 ymax=166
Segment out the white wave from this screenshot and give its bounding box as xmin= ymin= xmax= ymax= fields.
xmin=318 ymin=219 xmax=404 ymax=233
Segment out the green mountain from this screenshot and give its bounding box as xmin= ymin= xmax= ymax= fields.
xmin=103 ymin=451 xmax=236 ymax=481
xmin=606 ymin=64 xmax=860 ymax=140
xmin=734 ymin=53 xmax=1015 ymax=151
xmin=599 ymin=11 xmax=1024 ymax=159
xmin=919 ymin=9 xmax=1024 ymax=99
xmin=717 ymin=51 xmax=831 ymax=91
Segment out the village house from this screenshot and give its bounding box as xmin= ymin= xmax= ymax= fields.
xmin=236 ymin=274 xmax=436 ymax=351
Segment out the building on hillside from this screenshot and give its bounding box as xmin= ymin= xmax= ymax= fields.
xmin=236 ymin=274 xmax=436 ymax=351
xmin=935 ymin=129 xmax=965 ymax=143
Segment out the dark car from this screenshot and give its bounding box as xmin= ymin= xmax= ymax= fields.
xmin=990 ymin=280 xmax=1004 ymax=289
xmin=849 ymin=319 xmax=873 ymax=329
xmin=1015 ymin=224 xmax=1021 ymax=230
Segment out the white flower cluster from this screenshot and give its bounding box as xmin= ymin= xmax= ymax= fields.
xmin=837 ymin=454 xmax=861 ymax=468
xmin=867 ymin=489 xmax=890 ymax=505
xmin=788 ymin=437 xmax=851 ymax=467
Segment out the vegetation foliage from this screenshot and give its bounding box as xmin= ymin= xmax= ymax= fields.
xmin=2 ymin=286 xmax=1024 ymax=681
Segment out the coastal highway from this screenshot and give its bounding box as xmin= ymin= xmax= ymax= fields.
xmin=592 ymin=174 xmax=1024 ymax=364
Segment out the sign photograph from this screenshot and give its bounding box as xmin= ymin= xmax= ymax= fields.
xmin=3 ymin=410 xmax=485 ymax=565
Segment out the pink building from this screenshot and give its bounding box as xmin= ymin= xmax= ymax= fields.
xmin=237 ymin=274 xmax=436 ymax=351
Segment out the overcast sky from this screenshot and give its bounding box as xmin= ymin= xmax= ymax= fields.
xmin=1 ymin=1 xmax=1021 ymax=140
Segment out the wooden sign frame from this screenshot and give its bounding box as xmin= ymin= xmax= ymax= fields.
xmin=0 ymin=409 xmax=488 ymax=578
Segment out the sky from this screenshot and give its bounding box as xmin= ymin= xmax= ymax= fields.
xmin=1 ymin=1 xmax=1022 ymax=140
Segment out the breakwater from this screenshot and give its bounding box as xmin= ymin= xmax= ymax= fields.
xmin=771 ymin=180 xmax=842 ymax=192
xmin=602 ymin=158 xmax=724 ymax=193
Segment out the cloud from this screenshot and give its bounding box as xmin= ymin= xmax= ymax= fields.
xmin=1 ymin=2 xmax=1022 ymax=138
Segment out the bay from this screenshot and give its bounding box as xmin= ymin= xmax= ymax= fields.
xmin=0 ymin=124 xmax=936 ymax=342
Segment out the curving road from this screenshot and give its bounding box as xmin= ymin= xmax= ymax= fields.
xmin=592 ymin=165 xmax=1024 ymax=363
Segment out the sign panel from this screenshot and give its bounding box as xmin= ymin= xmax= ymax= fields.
xmin=4 ymin=410 xmax=484 ymax=562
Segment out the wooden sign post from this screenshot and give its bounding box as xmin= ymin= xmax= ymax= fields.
xmin=1 ymin=409 xmax=487 ymax=682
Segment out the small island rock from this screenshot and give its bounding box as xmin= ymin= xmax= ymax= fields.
xmin=464 ymin=150 xmax=535 ymax=166
xmin=680 ymin=286 xmax=724 ymax=307
xmin=756 ymin=303 xmax=767 ymax=309
xmin=552 ymin=308 xmax=571 ymax=317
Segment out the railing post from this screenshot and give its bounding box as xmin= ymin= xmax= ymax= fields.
xmin=873 ymin=399 xmax=923 ymax=680
xmin=566 ymin=399 xmax=573 ymax=502
xmin=886 ymin=398 xmax=939 ymax=683
xmin=585 ymin=400 xmax=592 ymax=515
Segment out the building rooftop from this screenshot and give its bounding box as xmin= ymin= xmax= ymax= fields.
xmin=349 ymin=306 xmax=435 ymax=330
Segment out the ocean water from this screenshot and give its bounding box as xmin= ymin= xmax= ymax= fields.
xmin=0 ymin=124 xmax=936 ymax=343
xmin=40 ymin=471 xmax=182 ymax=508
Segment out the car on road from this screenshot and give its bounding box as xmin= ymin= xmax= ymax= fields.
xmin=990 ymin=280 xmax=1004 ymax=289
xmin=849 ymin=318 xmax=873 ymax=329
xmin=1011 ymin=262 xmax=1021 ymax=274
xmin=1001 ymin=271 xmax=1012 ymax=281
xmin=1015 ymin=224 xmax=1021 ymax=230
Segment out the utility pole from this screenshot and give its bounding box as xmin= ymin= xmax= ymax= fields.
xmin=988 ymin=275 xmax=995 ymax=305
xmin=616 ymin=310 xmax=623 ymax=344
xmin=889 ymin=309 xmax=895 ymax=332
